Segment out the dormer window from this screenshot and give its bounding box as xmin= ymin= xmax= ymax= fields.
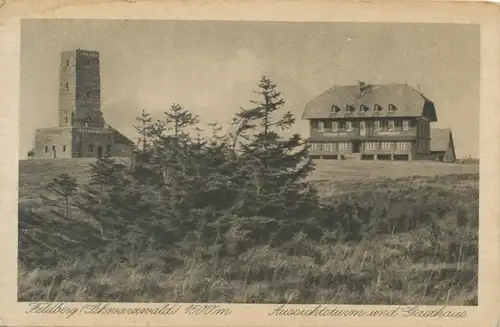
xmin=388 ymin=104 xmax=397 ymax=112
xmin=331 ymin=105 xmax=341 ymax=113
xmin=345 ymin=105 xmax=355 ymax=112
xmin=360 ymin=104 xmax=369 ymax=112
xmin=374 ymin=104 xmax=383 ymax=111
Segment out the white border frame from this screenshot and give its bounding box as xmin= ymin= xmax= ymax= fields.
xmin=0 ymin=1 xmax=498 ymax=326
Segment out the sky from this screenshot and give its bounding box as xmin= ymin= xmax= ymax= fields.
xmin=20 ymin=20 xmax=480 ymax=158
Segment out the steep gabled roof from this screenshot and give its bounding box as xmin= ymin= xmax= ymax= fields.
xmin=302 ymin=83 xmax=437 ymax=121
xmin=110 ymin=126 xmax=135 ymax=146
xmin=430 ymin=128 xmax=452 ymax=153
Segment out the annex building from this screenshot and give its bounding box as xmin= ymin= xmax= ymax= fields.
xmin=34 ymin=49 xmax=134 ymax=159
xmin=302 ymin=81 xmax=456 ymax=162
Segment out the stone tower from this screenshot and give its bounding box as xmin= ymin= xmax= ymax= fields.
xmin=33 ymin=49 xmax=134 ymax=159
xmin=58 ymin=49 xmax=105 ymax=128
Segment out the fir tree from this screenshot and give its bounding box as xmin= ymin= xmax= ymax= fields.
xmin=134 ymin=109 xmax=153 ymax=150
xmin=164 ymin=103 xmax=199 ymax=139
xmin=89 ymin=153 xmax=125 ymax=198
xmin=233 ymin=76 xmax=318 ymax=220
xmin=46 ymin=173 xmax=77 ymax=219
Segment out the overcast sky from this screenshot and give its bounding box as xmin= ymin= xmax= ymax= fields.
xmin=20 ymin=19 xmax=479 ymax=158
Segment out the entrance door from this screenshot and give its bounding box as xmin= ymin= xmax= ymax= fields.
xmin=352 ymin=141 xmax=361 ymax=153
xmin=359 ymin=121 xmax=366 ymax=136
xmin=97 ymin=146 xmax=103 ymax=158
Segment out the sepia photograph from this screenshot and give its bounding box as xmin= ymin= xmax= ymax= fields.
xmin=16 ymin=18 xmax=481 ymax=306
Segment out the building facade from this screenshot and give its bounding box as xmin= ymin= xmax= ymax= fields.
xmin=302 ymin=81 xmax=439 ymax=161
xmin=34 ymin=49 xmax=134 ymax=159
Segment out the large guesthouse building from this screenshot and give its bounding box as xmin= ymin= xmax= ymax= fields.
xmin=302 ymin=81 xmax=441 ymax=161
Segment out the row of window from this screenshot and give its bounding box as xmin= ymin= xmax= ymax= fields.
xmin=45 ymin=145 xmax=67 ymax=153
xmin=332 ymin=103 xmax=397 ymax=113
xmin=44 ymin=144 xmax=112 ymax=153
xmin=312 ymin=119 xmax=412 ymax=132
xmin=310 ymin=142 xmax=350 ymax=152
xmin=88 ymin=144 xmax=112 ymax=153
xmin=309 ymin=141 xmax=410 ymax=152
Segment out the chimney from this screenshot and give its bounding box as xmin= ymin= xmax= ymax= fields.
xmin=357 ymin=80 xmax=370 ymax=96
xmin=358 ymin=80 xmax=365 ymax=95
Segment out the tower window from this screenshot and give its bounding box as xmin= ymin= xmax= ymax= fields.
xmin=62 ymin=145 xmax=67 ymax=152
xmin=65 ymin=82 xmax=69 ymax=90
xmin=66 ymin=60 xmax=69 ymax=67
xmin=44 ymin=146 xmax=48 ymax=153
xmin=89 ymin=144 xmax=94 ymax=152
xmin=107 ymin=145 xmax=112 ymax=153
xmin=65 ymin=116 xmax=68 ymax=124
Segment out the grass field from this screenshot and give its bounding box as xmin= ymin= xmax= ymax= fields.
xmin=18 ymin=159 xmax=479 ymax=304
xmin=18 ymin=158 xmax=479 ymax=196
xmin=309 ymin=159 xmax=479 ymax=181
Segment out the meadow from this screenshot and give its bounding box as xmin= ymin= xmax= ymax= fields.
xmin=18 ymin=158 xmax=479 ymax=305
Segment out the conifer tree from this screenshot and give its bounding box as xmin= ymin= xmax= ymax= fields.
xmin=46 ymin=173 xmax=77 ymax=219
xmin=233 ymin=76 xmax=318 ymax=220
xmin=165 ymin=103 xmax=199 ymax=139
xmin=134 ymin=109 xmax=153 ymax=150
xmin=89 ymin=153 xmax=125 ymax=198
